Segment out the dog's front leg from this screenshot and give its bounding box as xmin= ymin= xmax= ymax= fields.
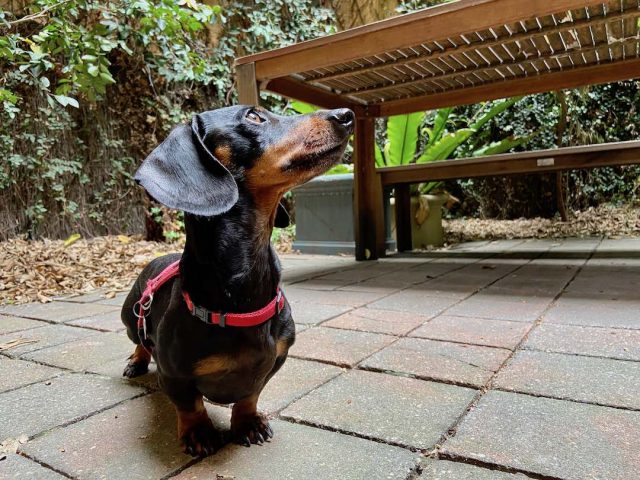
xmin=161 ymin=377 xmax=224 ymax=457
xmin=231 ymin=392 xmax=273 ymax=446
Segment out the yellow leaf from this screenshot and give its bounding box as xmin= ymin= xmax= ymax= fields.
xmin=117 ymin=235 xmax=131 ymax=244
xmin=64 ymin=233 xmax=81 ymax=247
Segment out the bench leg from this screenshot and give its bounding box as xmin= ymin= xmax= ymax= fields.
xmin=394 ymin=184 xmax=412 ymax=252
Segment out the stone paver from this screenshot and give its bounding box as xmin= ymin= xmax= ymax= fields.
xmin=566 ymin=266 xmax=640 ymax=298
xmin=525 ymin=323 xmax=640 ymax=361
xmin=289 ymin=302 xmax=352 ymax=325
xmin=446 ymin=289 xmax=554 ymax=322
xmin=0 ymin=324 xmax=97 ymax=357
xmin=443 ymin=390 xmax=640 ymax=480
xmin=0 ymin=301 xmax=117 ymax=323
xmin=173 ymin=420 xmax=419 ymax=480
xmin=290 ymin=327 xmax=395 ymax=367
xmin=410 ymin=315 xmax=531 ymax=349
xmin=324 ymin=307 xmax=429 ymax=335
xmin=258 ymin=358 xmax=343 ymax=413
xmin=22 ymin=332 xmax=134 ymax=371
xmin=0 ymin=315 xmax=48 ymax=335
xmin=282 ymin=369 xmax=475 ymax=449
xmin=0 ymin=454 xmax=67 ymax=479
xmin=21 ymin=393 xmax=195 ymax=480
xmin=89 ymin=358 xmax=160 ymax=390
xmin=0 ymin=373 xmax=145 ymax=439
xmin=67 ymin=310 xmax=125 ymax=332
xmin=368 ymin=289 xmax=459 ymax=316
xmin=544 ymin=292 xmax=640 ymax=329
xmin=494 ymin=350 xmax=640 ymax=409
xmin=362 ymin=337 xmax=510 ymax=387
xmin=0 ymin=357 xmax=62 ymax=393
xmin=420 ymin=460 xmax=531 ymax=479
xmin=285 ymin=286 xmax=388 ymax=307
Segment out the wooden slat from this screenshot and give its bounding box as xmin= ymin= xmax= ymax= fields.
xmin=264 ymin=77 xmax=366 ymax=115
xmin=377 ymin=57 xmax=640 ymax=116
xmin=237 ymin=0 xmax=610 ymax=80
xmin=236 ymin=63 xmax=260 ymax=105
xmin=394 ymin=184 xmax=412 ymax=252
xmin=378 ymin=141 xmax=640 ymax=186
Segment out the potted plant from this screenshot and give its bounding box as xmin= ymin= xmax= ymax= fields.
xmin=378 ymin=97 xmax=533 ymax=248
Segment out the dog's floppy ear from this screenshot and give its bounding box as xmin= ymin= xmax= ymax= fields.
xmin=134 ymin=115 xmax=238 ymax=216
xmin=274 ymin=201 xmax=290 ymax=228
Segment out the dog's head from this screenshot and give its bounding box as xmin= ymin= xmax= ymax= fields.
xmin=134 ymin=105 xmax=354 ymax=223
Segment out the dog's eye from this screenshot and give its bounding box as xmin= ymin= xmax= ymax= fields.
xmin=245 ymin=110 xmax=265 ymax=124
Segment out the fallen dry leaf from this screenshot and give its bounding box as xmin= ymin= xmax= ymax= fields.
xmin=0 ymin=338 xmax=39 ymax=351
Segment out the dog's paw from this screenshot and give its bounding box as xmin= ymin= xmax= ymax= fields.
xmin=180 ymin=418 xmax=224 ymax=457
xmin=122 ymin=361 xmax=149 ymax=378
xmin=231 ymin=413 xmax=273 ymax=447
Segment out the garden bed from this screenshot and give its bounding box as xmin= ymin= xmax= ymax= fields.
xmin=1 ymin=204 xmax=637 ymax=305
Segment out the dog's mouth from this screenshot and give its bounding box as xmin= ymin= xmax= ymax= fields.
xmin=283 ymin=140 xmax=348 ymax=173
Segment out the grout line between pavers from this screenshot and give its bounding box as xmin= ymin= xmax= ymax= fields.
xmin=430 ymin=238 xmax=602 ymax=460
xmin=436 ymin=451 xmax=564 ymax=480
xmin=17 ymin=451 xmax=77 ymax=480
xmin=522 ymin=345 xmax=640 ymax=363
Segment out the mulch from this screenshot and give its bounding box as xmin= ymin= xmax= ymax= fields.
xmin=1 ymin=204 xmax=638 ymax=305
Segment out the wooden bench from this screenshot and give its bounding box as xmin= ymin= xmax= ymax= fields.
xmin=382 ymin=141 xmax=640 ymax=251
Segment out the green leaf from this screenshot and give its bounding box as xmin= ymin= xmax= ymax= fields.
xmin=386 ymin=112 xmax=425 ymax=166
xmin=375 ymin=143 xmax=385 ymax=167
xmin=472 ymin=134 xmax=535 ymax=157
xmin=53 ymin=95 xmax=79 ymax=108
xmin=290 ymin=101 xmax=319 ymax=114
xmin=417 ymin=128 xmax=475 ymax=163
xmin=471 ymin=96 xmax=522 ymax=131
xmin=427 ymin=107 xmax=452 ymax=147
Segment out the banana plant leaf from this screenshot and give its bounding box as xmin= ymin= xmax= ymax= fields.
xmin=471 ymin=96 xmax=522 ymax=131
xmin=290 ymin=100 xmax=319 ymax=114
xmin=416 ymin=128 xmax=475 ymax=164
xmin=472 ymin=134 xmax=535 ymax=157
xmin=385 ymin=112 xmax=425 ymax=166
xmin=375 ymin=143 xmax=385 ymax=167
xmin=426 ymin=107 xmax=452 ymax=148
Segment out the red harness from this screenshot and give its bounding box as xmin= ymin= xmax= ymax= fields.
xmin=134 ymin=260 xmax=285 ymax=349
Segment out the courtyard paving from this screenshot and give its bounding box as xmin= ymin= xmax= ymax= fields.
xmin=1 ymin=237 xmax=639 ymax=479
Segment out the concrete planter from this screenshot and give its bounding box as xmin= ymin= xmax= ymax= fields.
xmin=390 ymin=193 xmax=447 ymax=248
xmin=292 ymin=174 xmax=395 ymax=255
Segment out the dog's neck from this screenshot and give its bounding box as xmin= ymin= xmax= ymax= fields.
xmin=179 ymin=192 xmax=280 ymax=313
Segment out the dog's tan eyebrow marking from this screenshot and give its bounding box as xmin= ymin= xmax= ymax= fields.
xmin=213 ymin=145 xmax=232 ymax=166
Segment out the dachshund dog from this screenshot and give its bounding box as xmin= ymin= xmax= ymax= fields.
xmin=120 ymin=105 xmax=354 ymax=456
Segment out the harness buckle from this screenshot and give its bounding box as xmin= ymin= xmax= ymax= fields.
xmin=191 ymin=305 xmax=210 ymax=323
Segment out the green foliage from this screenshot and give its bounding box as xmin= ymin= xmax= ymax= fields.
xmin=325 ymin=164 xmax=354 ymax=175
xmin=384 ymin=112 xmax=426 ymax=166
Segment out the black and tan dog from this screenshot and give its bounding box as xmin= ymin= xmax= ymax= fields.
xmin=121 ymin=105 xmax=354 ymax=456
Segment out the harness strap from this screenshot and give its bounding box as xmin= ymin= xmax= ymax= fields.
xmin=134 ymin=259 xmax=285 ymax=351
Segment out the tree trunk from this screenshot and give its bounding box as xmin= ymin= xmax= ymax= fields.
xmin=328 ymin=0 xmax=398 ymax=30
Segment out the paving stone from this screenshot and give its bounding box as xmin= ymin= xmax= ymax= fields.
xmin=544 ymin=292 xmax=640 ymax=329
xmin=89 ymin=357 xmax=160 ymax=390
xmin=443 ymin=390 xmax=640 ymax=480
xmin=362 ymin=337 xmax=510 ymax=388
xmin=446 ymin=289 xmax=553 ymax=322
xmin=494 ymin=350 xmax=640 ymax=409
xmin=23 ymin=332 xmax=134 ymax=371
xmin=0 ymin=301 xmax=117 ymax=323
xmin=21 ymin=393 xmax=202 ymax=480
xmin=0 ymin=315 xmax=48 ymax=335
xmin=0 ymin=357 xmax=62 ymax=393
xmin=282 ymin=370 xmax=475 ymax=449
xmin=173 ymin=419 xmax=418 ymax=480
xmin=67 ymin=309 xmax=125 ymax=332
xmin=420 ymin=460 xmax=530 ymax=479
xmin=410 ymin=315 xmax=531 ymax=349
xmin=0 ymin=454 xmax=67 ymax=479
xmin=368 ymin=290 xmax=459 ymax=316
xmin=0 ymin=373 xmax=145 ymax=439
xmin=566 ymin=266 xmax=640 ymax=299
xmin=0 ymin=324 xmax=97 ymax=357
xmin=525 ymin=323 xmax=640 ymax=361
xmin=259 ymin=358 xmax=343 ymax=413
xmin=324 ymin=307 xmax=429 ymax=335
xmin=93 ymin=292 xmax=129 ymax=306
xmin=290 ymin=277 xmax=353 ymax=291
xmin=60 ymin=289 xmax=108 ymax=303
xmin=290 ymin=327 xmax=395 ymax=367
xmin=289 ymin=302 xmax=352 ymax=325
xmin=338 ymin=269 xmax=437 ymax=293
xmin=286 ymin=286 xmax=387 ymax=307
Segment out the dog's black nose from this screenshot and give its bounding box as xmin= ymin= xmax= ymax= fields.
xmin=328 ymin=108 xmax=354 ymax=130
